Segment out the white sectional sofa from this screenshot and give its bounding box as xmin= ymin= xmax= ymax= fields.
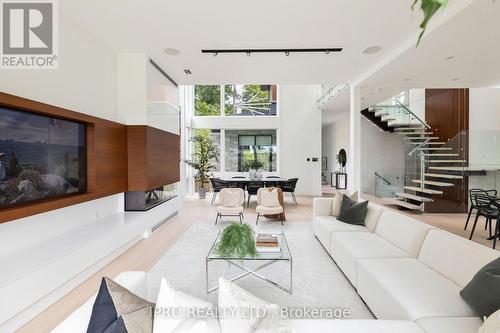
xmin=51 ymin=198 xmax=499 ymax=333
xmin=313 ymin=197 xmax=500 ymax=333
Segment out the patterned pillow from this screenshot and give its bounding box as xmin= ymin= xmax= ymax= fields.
xmin=87 ymin=277 xmax=154 ymax=333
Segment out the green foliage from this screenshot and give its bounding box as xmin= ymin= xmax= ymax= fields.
xmin=185 ymin=134 xmax=219 ymax=186
xmin=336 ymin=153 xmax=346 ymax=167
xmin=225 ymin=85 xmax=271 ymax=116
xmin=245 ymin=158 xmax=264 ymax=170
xmin=411 ymin=0 xmax=448 ymax=46
xmin=195 ymin=85 xmax=220 ymax=116
xmin=217 ymin=223 xmax=257 ymax=259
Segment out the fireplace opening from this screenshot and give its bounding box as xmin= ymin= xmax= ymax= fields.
xmin=125 ymin=183 xmax=178 ymax=211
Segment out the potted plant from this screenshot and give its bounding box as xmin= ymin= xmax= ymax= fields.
xmin=246 ymin=159 xmax=264 ymax=180
xmin=217 ymin=223 xmax=257 ymax=259
xmin=336 ymin=149 xmax=347 ymax=173
xmin=185 ymin=135 xmax=218 ymax=199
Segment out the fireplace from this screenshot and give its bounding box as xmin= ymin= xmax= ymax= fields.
xmin=125 ymin=183 xmax=177 ymax=211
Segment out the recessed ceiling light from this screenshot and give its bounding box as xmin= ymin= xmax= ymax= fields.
xmin=452 ymin=78 xmax=459 ymax=81
xmin=184 ymin=69 xmax=192 ymax=74
xmin=363 ymin=46 xmax=382 ymax=54
xmin=164 ymin=48 xmax=181 ymax=56
xmin=404 ymin=78 xmax=411 ymax=82
xmin=445 ymin=56 xmax=455 ymax=60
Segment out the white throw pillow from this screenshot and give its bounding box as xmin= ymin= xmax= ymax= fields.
xmin=478 ymin=309 xmax=500 ymax=333
xmin=218 ymin=277 xmax=292 ymax=333
xmin=260 ymin=189 xmax=280 ymax=207
xmin=331 ymin=191 xmax=358 ymax=217
xmin=153 ymin=278 xmax=219 ymax=333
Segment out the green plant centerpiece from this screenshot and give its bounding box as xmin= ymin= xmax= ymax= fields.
xmin=246 ymin=158 xmax=264 ymax=180
xmin=185 ymin=134 xmax=218 ymax=199
xmin=217 ymin=223 xmax=257 ymax=259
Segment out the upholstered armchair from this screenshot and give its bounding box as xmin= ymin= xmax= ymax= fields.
xmin=256 ymin=188 xmax=285 ymax=225
xmin=215 ymin=188 xmax=245 ymax=224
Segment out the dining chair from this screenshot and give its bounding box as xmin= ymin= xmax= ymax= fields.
xmin=215 ymin=188 xmax=245 ymax=225
xmin=490 ymin=199 xmax=500 ymax=249
xmin=230 ymin=176 xmax=247 ymax=196
xmin=246 ymin=181 xmax=262 ymax=207
xmin=282 ymin=178 xmax=299 ymax=205
xmin=265 ymin=176 xmax=281 ymax=189
xmin=209 ymin=178 xmax=227 ymax=205
xmin=469 ymin=190 xmax=499 ymax=240
xmin=464 ymin=189 xmax=497 ymax=230
xmin=255 ymin=188 xmax=284 ymax=225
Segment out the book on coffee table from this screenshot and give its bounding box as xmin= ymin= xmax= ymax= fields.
xmin=256 ymin=233 xmax=281 ymax=253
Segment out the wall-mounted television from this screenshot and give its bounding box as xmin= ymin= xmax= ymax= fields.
xmin=0 ymin=106 xmax=86 ymax=209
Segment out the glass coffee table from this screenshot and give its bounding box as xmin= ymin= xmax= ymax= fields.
xmin=206 ymin=231 xmax=293 ymax=294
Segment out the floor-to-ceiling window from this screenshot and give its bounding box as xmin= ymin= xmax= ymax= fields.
xmin=184 ymin=85 xmax=279 ymax=192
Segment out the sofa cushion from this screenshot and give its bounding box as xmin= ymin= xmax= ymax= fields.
xmin=356 ymin=258 xmax=475 ymax=321
xmin=314 ymin=216 xmax=368 ymax=251
xmin=374 ymin=210 xmax=434 ymax=257
xmin=337 ymin=195 xmax=369 ymax=226
xmin=364 ymin=203 xmax=384 ymax=232
xmin=153 ymin=278 xmax=219 ymax=333
xmin=217 ymin=277 xmax=292 ymax=333
xmin=419 ymin=230 xmax=500 ymax=288
xmin=288 ymin=319 xmax=424 ymax=333
xmin=460 ymin=256 xmax=500 ymax=318
xmin=330 ymin=232 xmax=409 ymax=286
xmin=416 ymin=317 xmax=483 ymax=333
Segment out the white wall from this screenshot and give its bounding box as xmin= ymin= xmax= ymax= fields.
xmin=0 ymin=17 xmax=180 ymax=330
xmin=279 ymin=85 xmax=322 ymax=196
xmin=322 ymin=112 xmax=350 ymax=185
xmin=468 ymin=88 xmax=500 ymax=195
xmin=360 ymin=118 xmax=406 ymax=196
xmin=409 ymin=88 xmax=426 ymax=121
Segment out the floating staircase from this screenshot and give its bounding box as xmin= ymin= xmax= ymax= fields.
xmin=362 ymin=101 xmax=467 ymax=212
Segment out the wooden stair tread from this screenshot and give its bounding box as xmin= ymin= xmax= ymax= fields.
xmin=407 ymin=137 xmax=440 ymax=141
xmin=409 ymin=142 xmax=446 ymax=145
xmin=423 ymin=153 xmax=460 ymax=157
xmin=417 ymin=147 xmax=453 ymax=150
xmin=412 ymin=179 xmax=454 ymax=187
xmin=428 ymin=160 xmax=467 ymax=163
xmin=384 ymin=198 xmax=422 ymax=210
xmin=404 ymin=186 xmax=443 ymax=195
xmin=429 ymin=166 xmax=464 ymax=171
xmin=424 ymin=173 xmax=463 ymax=179
xmin=395 ymin=193 xmax=433 ymax=202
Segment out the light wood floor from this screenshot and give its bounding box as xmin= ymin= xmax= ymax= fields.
xmin=16 ymin=192 xmax=497 ymax=332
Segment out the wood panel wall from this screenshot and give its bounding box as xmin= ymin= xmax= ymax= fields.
xmin=127 ymin=125 xmax=180 ymax=191
xmin=424 ymin=89 xmax=469 ymax=213
xmin=0 ymin=92 xmax=128 ymax=223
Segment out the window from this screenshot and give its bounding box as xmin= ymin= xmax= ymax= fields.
xmin=193 ymin=85 xmax=277 ymax=116
xmin=192 ymin=129 xmax=220 ymax=171
xmin=194 ymin=85 xmax=220 ymax=116
xmin=224 ymin=85 xmax=277 ymax=116
xmin=225 ymin=130 xmax=277 ymax=172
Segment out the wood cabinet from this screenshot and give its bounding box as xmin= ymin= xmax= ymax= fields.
xmin=127 ymin=125 xmax=180 ymax=191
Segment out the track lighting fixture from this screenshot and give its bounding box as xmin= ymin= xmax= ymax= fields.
xmin=202 ymin=48 xmax=343 ymax=56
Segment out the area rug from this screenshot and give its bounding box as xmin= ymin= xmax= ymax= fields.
xmin=147 ymin=219 xmax=374 ymax=319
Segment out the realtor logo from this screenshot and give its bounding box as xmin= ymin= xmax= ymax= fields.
xmin=1 ymin=0 xmax=58 ymax=69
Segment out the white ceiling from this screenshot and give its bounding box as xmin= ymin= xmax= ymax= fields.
xmin=360 ymin=0 xmax=500 ymax=108
xmin=62 ymin=0 xmax=433 ymax=85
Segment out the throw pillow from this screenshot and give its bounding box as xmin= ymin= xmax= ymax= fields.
xmin=87 ymin=277 xmax=154 ymax=333
xmin=337 ymin=195 xmax=369 ymax=225
xmin=460 ymin=256 xmax=500 ymax=318
xmin=153 ymin=278 xmax=218 ymax=333
xmin=218 ymin=277 xmax=292 ymax=333
xmin=478 ymin=309 xmax=500 ymax=333
xmin=331 ymin=191 xmax=358 ymax=217
xmin=260 ymin=189 xmax=280 ymax=207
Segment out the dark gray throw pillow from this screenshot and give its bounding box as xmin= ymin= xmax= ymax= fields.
xmin=460 ymin=256 xmax=500 ymax=318
xmin=337 ymin=195 xmax=369 ymax=225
